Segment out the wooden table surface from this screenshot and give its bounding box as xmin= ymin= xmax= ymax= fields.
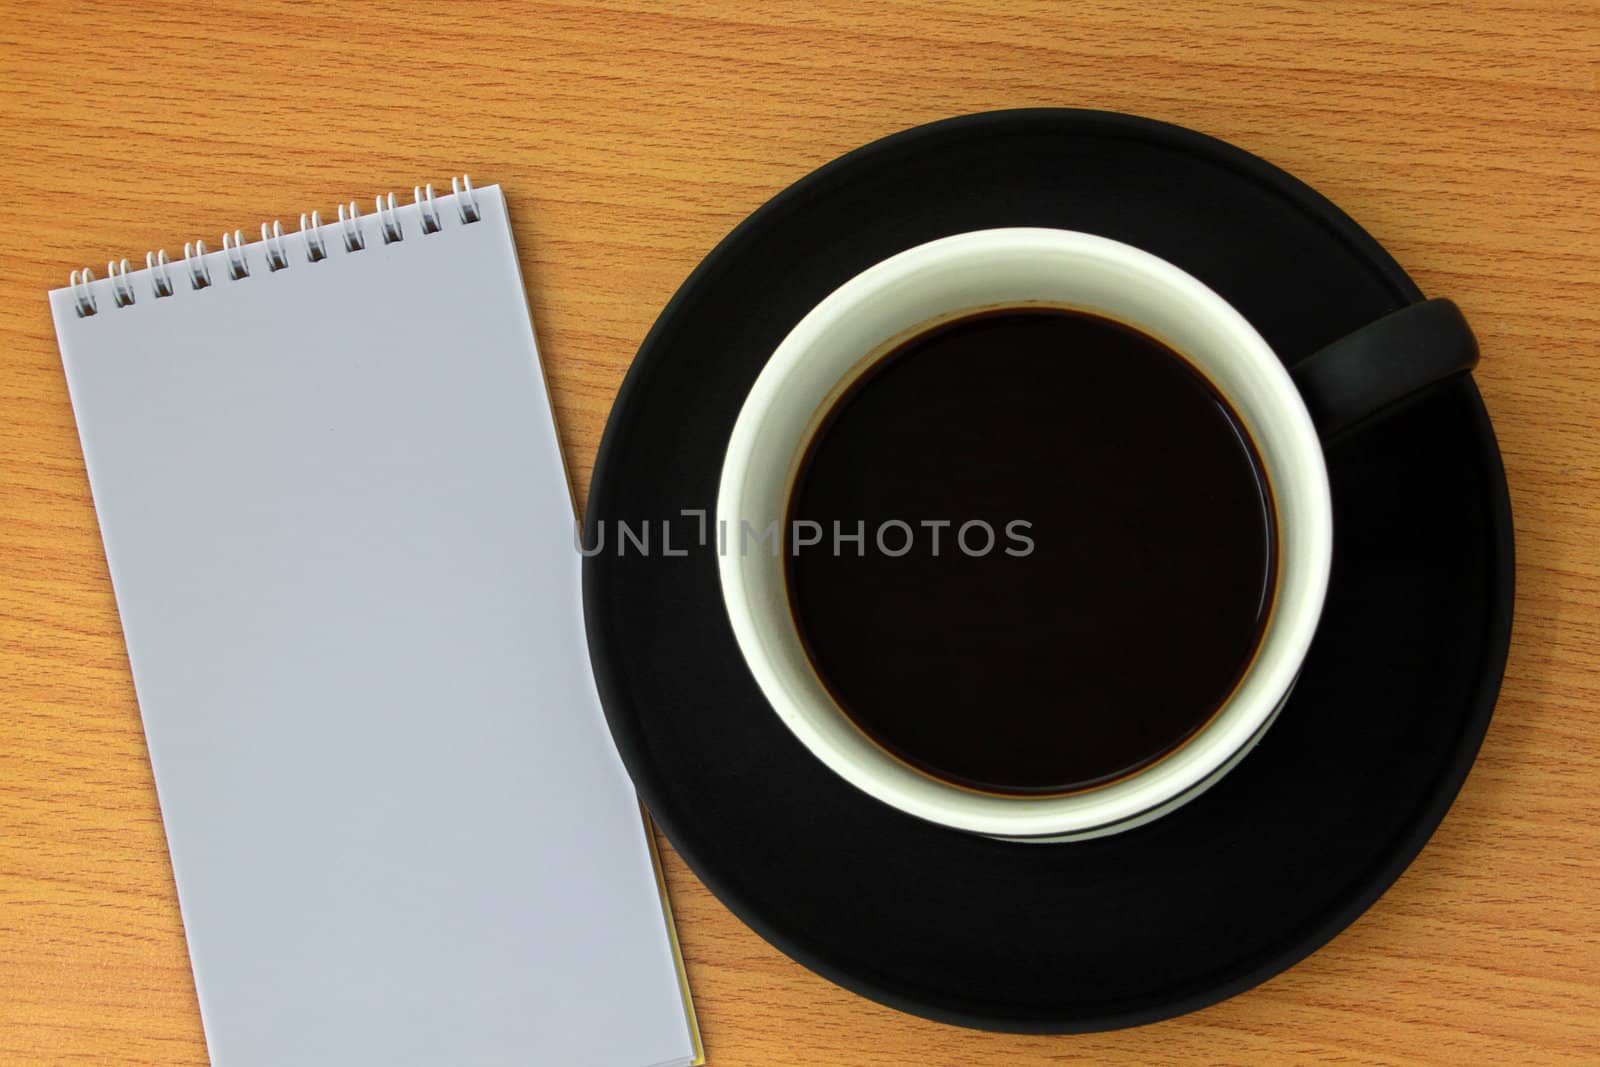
xmin=4 ymin=2 xmax=1597 ymax=1063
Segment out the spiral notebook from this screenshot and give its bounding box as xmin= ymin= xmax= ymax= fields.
xmin=48 ymin=179 xmax=701 ymax=1067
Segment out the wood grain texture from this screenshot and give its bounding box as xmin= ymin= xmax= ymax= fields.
xmin=3 ymin=1 xmax=1597 ymax=1063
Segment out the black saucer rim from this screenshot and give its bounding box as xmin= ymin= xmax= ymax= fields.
xmin=584 ymin=108 xmax=1516 ymax=1033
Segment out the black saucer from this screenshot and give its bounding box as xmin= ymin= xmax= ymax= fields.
xmin=583 ymin=110 xmax=1514 ymax=1032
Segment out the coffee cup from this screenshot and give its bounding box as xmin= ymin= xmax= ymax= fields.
xmin=717 ymin=228 xmax=1475 ymax=841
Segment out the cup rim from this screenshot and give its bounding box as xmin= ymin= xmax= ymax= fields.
xmin=716 ymin=227 xmax=1333 ymax=838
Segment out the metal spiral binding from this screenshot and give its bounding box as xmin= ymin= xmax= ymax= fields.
xmin=300 ymin=211 xmax=329 ymax=262
xmin=69 ymin=268 xmax=98 ymax=317
xmin=183 ymin=240 xmax=212 ymax=289
xmin=376 ymin=193 xmax=403 ymax=244
xmin=337 ymin=201 xmax=366 ymax=252
xmin=415 ymin=184 xmax=442 ymax=234
xmin=66 ymin=175 xmax=481 ymax=317
xmin=108 ymin=259 xmax=136 ymax=307
xmin=261 ymin=221 xmax=290 ymax=271
xmin=452 ymin=175 xmax=481 ymax=224
xmin=146 ymin=250 xmax=176 ymax=297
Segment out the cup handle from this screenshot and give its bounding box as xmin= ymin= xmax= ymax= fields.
xmin=1289 ymin=298 xmax=1479 ymax=441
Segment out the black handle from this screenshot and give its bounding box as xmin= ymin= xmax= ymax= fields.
xmin=1289 ymin=298 xmax=1478 ymax=441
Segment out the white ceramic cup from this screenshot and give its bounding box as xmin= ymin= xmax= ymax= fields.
xmin=716 ymin=228 xmax=1333 ymax=841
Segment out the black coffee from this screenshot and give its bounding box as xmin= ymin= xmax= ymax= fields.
xmin=785 ymin=307 xmax=1276 ymax=796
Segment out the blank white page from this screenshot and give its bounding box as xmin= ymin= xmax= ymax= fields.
xmin=49 ymin=184 xmax=698 ymax=1067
